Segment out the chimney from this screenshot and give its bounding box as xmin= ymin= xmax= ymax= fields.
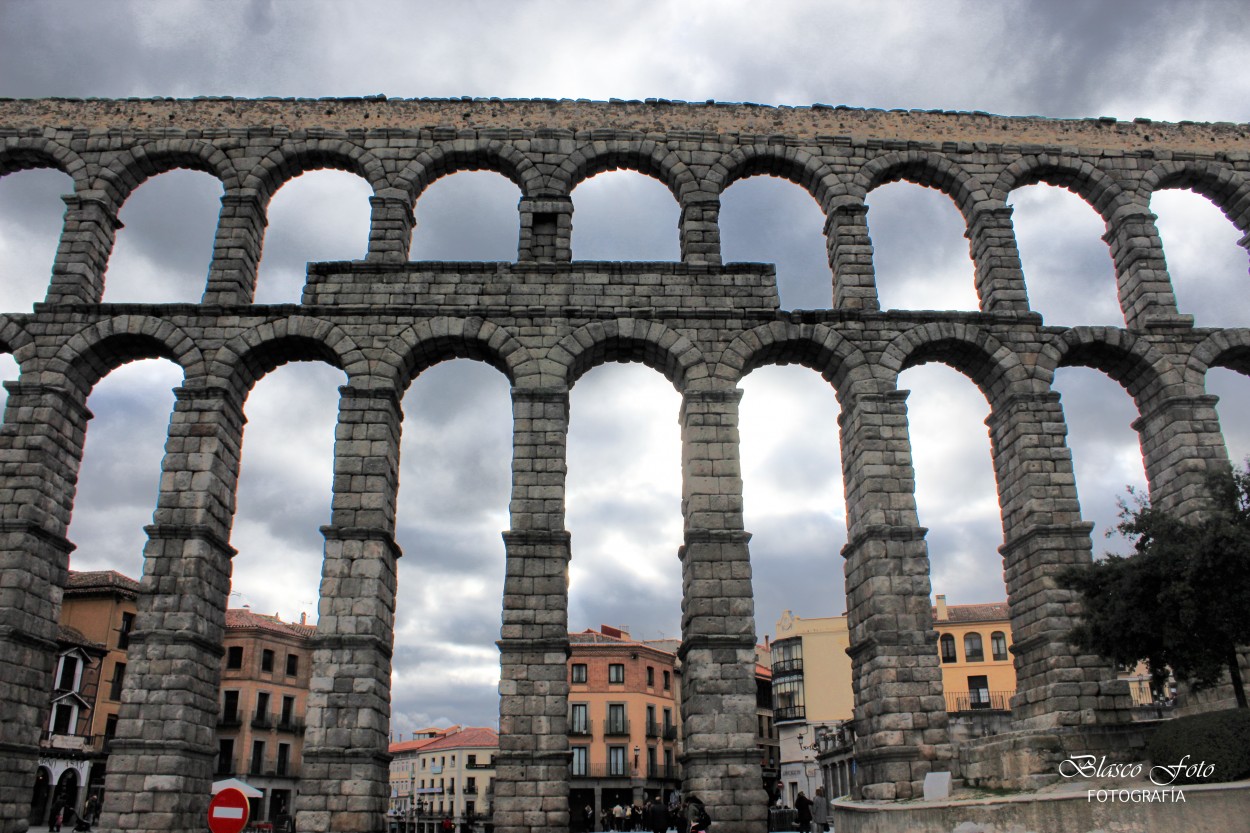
xmin=300 ymin=612 xmax=307 ymax=625
xmin=935 ymin=594 xmax=948 ymax=622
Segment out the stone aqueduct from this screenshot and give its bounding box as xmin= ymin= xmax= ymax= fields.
xmin=0 ymin=98 xmax=1248 ymax=833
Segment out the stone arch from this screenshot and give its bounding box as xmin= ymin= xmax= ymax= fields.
xmin=879 ymin=322 xmax=1032 ymax=405
xmin=709 ymin=144 xmax=839 ymax=209
xmin=380 ymin=317 xmax=537 ymax=392
xmin=1188 ymin=327 xmax=1250 ymax=384
xmin=243 ymin=139 xmax=389 ymax=204
xmin=713 ymin=321 xmax=875 ymax=400
xmin=395 ymin=140 xmax=541 ymax=203
xmin=557 ymin=140 xmax=697 ymax=204
xmin=1140 ymin=160 xmax=1250 ymax=244
xmin=0 ymin=137 xmax=88 ymax=191
xmin=0 ymin=314 xmax=37 ymax=369
xmin=1036 ymin=326 xmax=1180 ymax=405
xmin=992 ymin=154 xmax=1132 ymax=221
xmin=212 ymin=316 xmax=368 ymax=397
xmin=551 ymin=318 xmax=708 ymax=391
xmin=49 ymin=315 xmax=206 ymax=396
xmin=854 ymin=150 xmax=987 ymax=220
xmin=94 ymin=139 xmax=238 ymax=208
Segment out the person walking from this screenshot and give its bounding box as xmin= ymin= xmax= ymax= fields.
xmin=794 ymin=790 xmax=812 ymax=833
xmin=644 ymin=795 xmax=668 ymax=833
xmin=811 ymin=788 xmax=829 ymax=833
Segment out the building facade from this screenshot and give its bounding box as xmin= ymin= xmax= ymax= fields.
xmin=389 ymin=727 xmax=497 ymax=832
xmin=29 ymin=570 xmax=139 ymax=827
xmin=215 ymin=607 xmax=316 ymax=823
xmin=933 ymin=596 xmax=1016 ymax=713
xmin=567 ymin=626 xmax=682 ymax=824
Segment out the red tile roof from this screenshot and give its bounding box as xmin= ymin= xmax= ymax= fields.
xmin=66 ymin=570 xmax=141 ymax=597
xmin=416 ymin=726 xmax=499 ymax=751
xmin=934 ymin=602 xmax=1010 ymax=624
xmin=225 ymin=607 xmax=317 ymax=637
xmin=57 ymin=623 xmax=105 ymax=652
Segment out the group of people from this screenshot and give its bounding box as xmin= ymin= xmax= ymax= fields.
xmin=582 ymin=794 xmax=708 ymax=833
xmin=45 ymin=793 xmax=97 ymax=832
xmin=791 ymin=788 xmax=830 ymax=833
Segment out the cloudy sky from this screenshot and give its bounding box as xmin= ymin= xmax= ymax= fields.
xmin=1 ymin=0 xmax=1248 ymax=735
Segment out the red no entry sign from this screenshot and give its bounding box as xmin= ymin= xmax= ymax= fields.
xmin=208 ymin=787 xmax=251 ymax=833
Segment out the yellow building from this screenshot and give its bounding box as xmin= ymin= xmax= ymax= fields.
xmin=389 ymin=726 xmax=497 ymax=831
xmin=933 ymin=595 xmax=1016 ymax=711
xmin=770 ymin=611 xmax=854 ymax=803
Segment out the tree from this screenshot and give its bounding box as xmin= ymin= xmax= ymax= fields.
xmin=1059 ymin=462 xmax=1250 ymax=709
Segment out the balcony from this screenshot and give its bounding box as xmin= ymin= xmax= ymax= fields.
xmin=601 ymin=718 xmax=630 ymax=736
xmin=773 ymin=705 xmax=806 ymax=722
xmin=569 ymin=721 xmax=592 ymax=737
xmin=944 ymin=690 xmax=1013 ymax=712
xmin=276 ymin=716 xmax=305 ymax=734
xmin=771 ymin=657 xmax=803 ymax=675
xmin=42 ymin=731 xmax=94 ymax=751
xmin=218 ymin=711 xmax=242 ymax=728
xmin=251 ymin=712 xmax=272 ymax=730
xmin=646 ymin=764 xmax=680 ymax=781
xmin=570 ymin=763 xmax=634 ymax=779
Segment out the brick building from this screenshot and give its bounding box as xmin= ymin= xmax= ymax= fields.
xmin=567 ymin=626 xmax=682 ymax=825
xmin=215 ymin=607 xmax=316 ymax=823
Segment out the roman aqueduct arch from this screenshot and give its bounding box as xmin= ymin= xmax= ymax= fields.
xmin=0 ymin=98 xmax=1248 ymax=833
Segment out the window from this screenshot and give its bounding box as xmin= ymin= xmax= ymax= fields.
xmin=226 ymin=646 xmax=243 ymax=669
xmin=773 ymin=677 xmax=806 ymax=721
xmin=571 ymin=663 xmax=587 ymax=684
xmin=608 ymin=663 xmax=625 ymax=684
xmin=277 ymin=742 xmax=290 ymax=776
xmin=608 ymin=745 xmax=627 ymax=776
xmin=217 ymin=738 xmax=235 ymax=775
xmin=663 ymin=707 xmax=673 ymax=734
xmin=51 ymin=702 xmax=75 ymax=735
xmin=570 ymin=703 xmax=589 ymax=735
xmin=964 ymin=632 xmax=984 ymax=662
xmin=607 ymin=703 xmax=627 ymax=734
xmin=56 ymin=655 xmax=80 ymax=691
xmin=647 ymin=704 xmax=656 ymax=736
xmin=468 ymin=754 xmax=477 ymax=768
xmin=663 ymin=670 xmax=670 ymax=690
xmin=968 ymin=675 xmax=991 ymax=709
xmin=255 ymin=691 xmax=271 ymax=723
xmin=647 ymin=666 xmax=655 ymax=687
xmin=262 ymin=649 xmax=275 ymax=672
xmin=251 ymin=739 xmax=265 ymax=774
xmin=466 ymin=776 xmax=477 ymax=794
xmin=647 ymin=745 xmax=657 ymax=776
xmin=109 ymin=662 xmax=126 ymax=701
xmin=118 ymin=611 xmax=135 ymax=650
xmin=570 ymin=746 xmax=587 ymax=776
xmin=286 ymin=653 xmax=299 ymax=676
xmin=280 ymin=695 xmax=295 ymax=726
xmin=104 ymin=714 xmax=118 ymax=742
xmin=939 ymin=633 xmax=956 ymax=663
xmin=991 ymin=631 xmax=1008 ymax=662
xmin=223 ymin=689 xmax=240 ymax=722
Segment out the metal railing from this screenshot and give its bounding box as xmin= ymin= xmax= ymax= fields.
xmin=570 ymin=763 xmax=633 ymax=779
xmin=944 ymin=690 xmax=1013 ymax=712
xmin=601 ymin=718 xmax=630 ymax=736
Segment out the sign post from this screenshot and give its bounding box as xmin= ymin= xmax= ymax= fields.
xmin=208 ymin=787 xmax=251 ymax=833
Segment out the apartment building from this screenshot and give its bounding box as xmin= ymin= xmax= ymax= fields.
xmin=215 ymin=607 xmax=316 ymax=823
xmin=389 ymin=726 xmax=497 ymax=829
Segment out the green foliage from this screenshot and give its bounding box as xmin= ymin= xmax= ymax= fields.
xmin=1059 ymin=462 xmax=1250 ymax=706
xmin=1147 ymin=709 xmax=1250 ymax=784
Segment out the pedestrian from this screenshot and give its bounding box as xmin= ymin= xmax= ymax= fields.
xmin=612 ymin=803 xmax=625 ymax=832
xmin=645 ymin=795 xmax=668 ymax=833
xmin=811 ymin=788 xmax=828 ymax=833
xmin=794 ymin=790 xmax=812 ymax=833
xmin=49 ymin=796 xmax=64 ymax=833
xmin=583 ymin=804 xmax=594 ymax=832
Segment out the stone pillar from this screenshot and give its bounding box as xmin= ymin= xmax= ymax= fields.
xmin=366 ymin=191 xmax=416 ymax=263
xmin=203 ymin=192 xmax=267 ymax=305
xmin=518 ymin=197 xmax=572 ymax=262
xmin=966 ymin=205 xmax=1031 ymax=314
xmin=1102 ymin=205 xmax=1189 ymax=330
xmin=45 ymin=195 xmax=122 ymax=305
xmin=99 ymin=386 xmax=246 ymax=833
xmin=297 ymin=386 xmax=403 ymax=833
xmin=0 ymin=381 xmax=91 ymax=833
xmin=495 ymin=387 xmax=571 ymax=833
xmin=825 ymin=203 xmax=878 ymax=311
xmin=677 ymin=387 xmax=766 ymax=833
xmin=985 ymin=392 xmax=1131 ymax=734
xmin=837 ymin=389 xmax=949 ymax=800
xmin=1131 ymin=392 xmax=1230 ymax=518
xmin=680 ymin=194 xmax=722 ymax=266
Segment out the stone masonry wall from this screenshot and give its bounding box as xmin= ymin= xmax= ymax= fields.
xmin=0 ymin=98 xmax=1247 ymax=833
